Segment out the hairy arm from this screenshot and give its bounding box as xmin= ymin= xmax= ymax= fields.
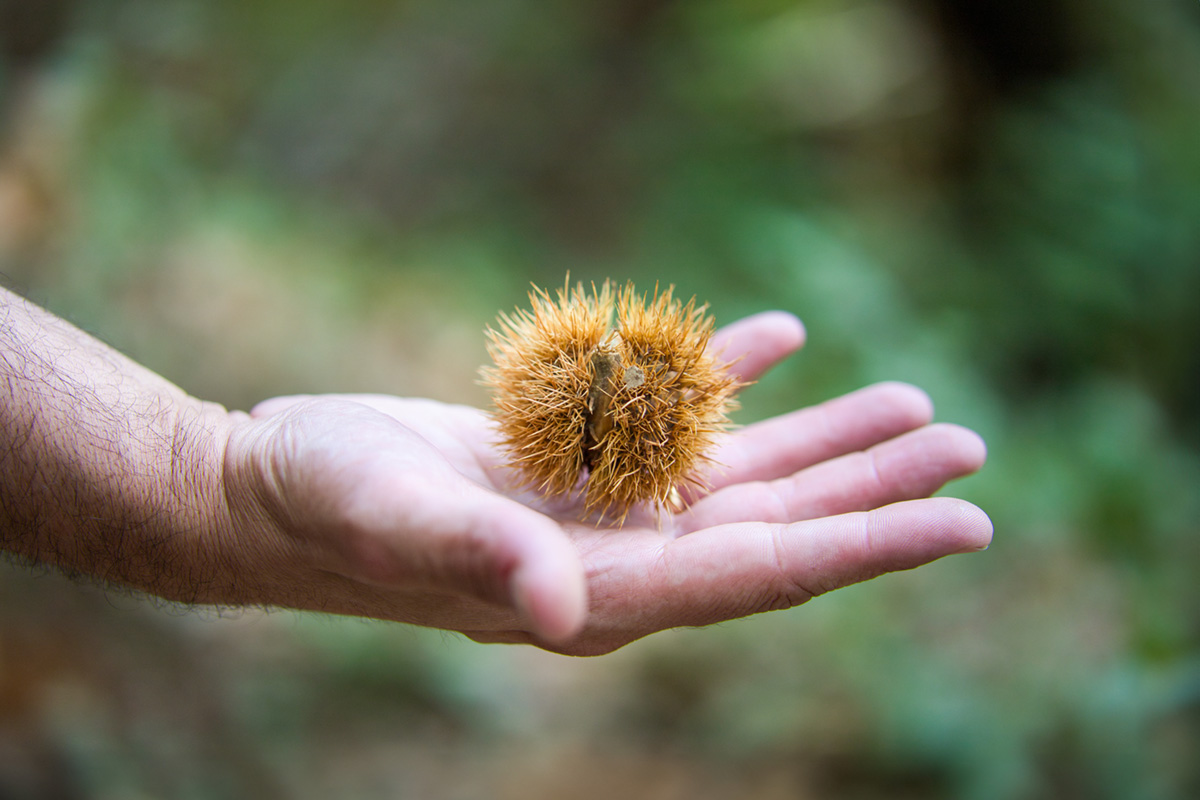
xmin=0 ymin=286 xmax=237 ymax=602
xmin=0 ymin=287 xmax=990 ymax=654
xmin=0 ymin=286 xmax=588 ymax=636
xmin=0 ymin=287 xmax=588 ymax=635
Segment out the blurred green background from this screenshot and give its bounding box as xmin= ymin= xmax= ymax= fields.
xmin=1 ymin=0 xmax=1198 ymax=797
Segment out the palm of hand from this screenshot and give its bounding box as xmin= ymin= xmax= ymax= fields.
xmin=240 ymin=313 xmax=990 ymax=655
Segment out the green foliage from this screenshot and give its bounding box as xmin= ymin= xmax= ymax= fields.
xmin=2 ymin=0 xmax=1198 ymax=796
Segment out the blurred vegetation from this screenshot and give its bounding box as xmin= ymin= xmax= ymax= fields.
xmin=1 ymin=0 xmax=1198 ymax=798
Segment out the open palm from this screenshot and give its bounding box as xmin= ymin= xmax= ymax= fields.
xmin=231 ymin=312 xmax=990 ymax=656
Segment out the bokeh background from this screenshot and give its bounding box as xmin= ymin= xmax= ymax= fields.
xmin=1 ymin=0 xmax=1198 ymax=797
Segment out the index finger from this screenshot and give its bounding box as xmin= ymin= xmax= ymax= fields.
xmin=649 ymin=497 xmax=993 ymax=631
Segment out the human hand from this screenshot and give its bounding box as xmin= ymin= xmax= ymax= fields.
xmin=221 ymin=312 xmax=990 ymax=656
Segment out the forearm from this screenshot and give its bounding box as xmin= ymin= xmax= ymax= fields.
xmin=0 ymin=287 xmax=238 ymax=603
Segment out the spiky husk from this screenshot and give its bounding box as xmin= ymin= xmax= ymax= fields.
xmin=481 ymin=280 xmax=740 ymax=521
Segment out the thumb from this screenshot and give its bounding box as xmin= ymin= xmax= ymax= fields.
xmin=475 ymin=495 xmax=588 ymax=643
xmin=402 ymin=479 xmax=588 ymax=643
xmin=238 ymin=397 xmax=588 ymax=641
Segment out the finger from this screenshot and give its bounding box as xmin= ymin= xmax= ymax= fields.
xmin=708 ymin=311 xmax=805 ymax=384
xmin=702 ymin=381 xmax=935 ymax=491
xmin=503 ymin=510 xmax=589 ymax=642
xmin=461 ymin=497 xmax=993 ymax=655
xmin=651 ymin=498 xmax=993 ymax=630
xmin=385 ymin=480 xmax=589 ymax=643
xmin=270 ymin=402 xmax=588 ymax=642
xmin=681 ymin=423 xmax=986 ymax=531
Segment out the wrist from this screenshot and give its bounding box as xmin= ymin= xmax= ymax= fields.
xmin=0 ymin=288 xmax=267 ymax=606
xmin=158 ymin=401 xmax=256 ymax=606
xmin=206 ymin=410 xmax=321 ymax=611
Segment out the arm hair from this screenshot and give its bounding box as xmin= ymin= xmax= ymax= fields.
xmin=0 ymin=287 xmax=238 ymax=604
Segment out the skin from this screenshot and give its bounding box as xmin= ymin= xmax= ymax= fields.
xmin=0 ymin=289 xmax=990 ymax=657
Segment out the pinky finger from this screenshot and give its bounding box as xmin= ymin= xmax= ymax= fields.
xmin=708 ymin=311 xmax=806 ymax=384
